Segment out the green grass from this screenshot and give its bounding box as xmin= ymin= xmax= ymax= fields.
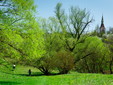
xmin=0 ymin=65 xmax=113 ymax=85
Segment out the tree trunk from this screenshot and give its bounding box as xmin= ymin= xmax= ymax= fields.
xmin=109 ymin=58 xmax=113 ymax=74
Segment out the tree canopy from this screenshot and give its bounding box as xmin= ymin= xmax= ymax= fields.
xmin=0 ymin=0 xmax=45 ymax=65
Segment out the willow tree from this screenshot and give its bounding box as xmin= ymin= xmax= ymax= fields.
xmin=74 ymin=36 xmax=109 ymax=73
xmin=36 ymin=17 xmax=66 ymax=74
xmin=0 ymin=0 xmax=45 ymax=65
xmin=55 ymin=3 xmax=93 ymax=52
xmin=103 ymin=35 xmax=113 ymax=74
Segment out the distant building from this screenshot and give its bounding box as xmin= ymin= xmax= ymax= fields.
xmin=100 ymin=16 xmax=106 ymax=36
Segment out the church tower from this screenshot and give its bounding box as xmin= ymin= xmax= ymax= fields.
xmin=100 ymin=16 xmax=105 ymax=35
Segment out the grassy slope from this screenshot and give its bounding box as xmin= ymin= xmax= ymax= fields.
xmin=0 ymin=65 xmax=113 ymax=85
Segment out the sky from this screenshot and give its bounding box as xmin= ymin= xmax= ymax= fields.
xmin=34 ymin=0 xmax=113 ymax=31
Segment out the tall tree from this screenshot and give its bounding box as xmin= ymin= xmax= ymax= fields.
xmin=0 ymin=0 xmax=45 ymax=65
xmin=103 ymin=35 xmax=113 ymax=74
xmin=55 ymin=3 xmax=93 ymax=52
xmin=74 ymin=36 xmax=109 ymax=73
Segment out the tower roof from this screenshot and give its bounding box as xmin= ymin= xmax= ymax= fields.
xmin=100 ymin=15 xmax=105 ymax=33
xmin=101 ymin=15 xmax=104 ymax=24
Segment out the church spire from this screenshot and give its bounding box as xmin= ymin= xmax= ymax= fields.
xmin=100 ymin=15 xmax=105 ymax=36
xmin=101 ymin=15 xmax=104 ymax=25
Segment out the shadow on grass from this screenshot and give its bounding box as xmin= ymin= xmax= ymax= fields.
xmin=16 ymin=72 xmax=60 ymax=77
xmin=0 ymin=81 xmax=20 ymax=85
xmin=16 ymin=72 xmax=44 ymax=76
xmin=0 ymin=71 xmax=62 ymax=77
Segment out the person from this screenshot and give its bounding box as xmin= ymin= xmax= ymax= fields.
xmin=12 ymin=64 xmax=16 ymax=71
xmin=13 ymin=64 xmax=16 ymax=69
xmin=28 ymin=69 xmax=31 ymax=76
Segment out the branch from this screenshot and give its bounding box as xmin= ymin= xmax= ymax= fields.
xmin=74 ymin=53 xmax=93 ymax=64
xmin=66 ymin=21 xmax=74 ymax=37
xmin=65 ymin=39 xmax=75 ymax=52
xmin=0 ymin=40 xmax=27 ymax=56
xmin=79 ymin=19 xmax=92 ymax=36
xmin=11 ymin=18 xmax=24 ymax=25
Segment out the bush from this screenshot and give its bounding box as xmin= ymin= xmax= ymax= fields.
xmin=54 ymin=51 xmax=75 ymax=74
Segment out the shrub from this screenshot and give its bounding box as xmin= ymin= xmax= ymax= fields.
xmin=54 ymin=51 xmax=75 ymax=74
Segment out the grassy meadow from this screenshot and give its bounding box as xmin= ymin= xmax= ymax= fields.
xmin=0 ymin=65 xmax=113 ymax=85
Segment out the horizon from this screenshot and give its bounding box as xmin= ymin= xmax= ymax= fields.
xmin=34 ymin=0 xmax=113 ymax=31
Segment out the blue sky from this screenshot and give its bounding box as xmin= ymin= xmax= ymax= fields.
xmin=34 ymin=0 xmax=113 ymax=31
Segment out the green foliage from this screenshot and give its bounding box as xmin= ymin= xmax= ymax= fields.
xmin=35 ymin=56 xmax=54 ymax=75
xmin=0 ymin=0 xmax=45 ymax=65
xmin=54 ymin=3 xmax=93 ymax=52
xmin=74 ymin=36 xmax=109 ymax=73
xmin=103 ymin=35 xmax=113 ymax=73
xmin=54 ymin=51 xmax=75 ymax=74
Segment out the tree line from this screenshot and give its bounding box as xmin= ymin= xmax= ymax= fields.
xmin=0 ymin=0 xmax=113 ymax=75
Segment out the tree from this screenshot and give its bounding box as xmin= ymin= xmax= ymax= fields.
xmin=0 ymin=0 xmax=45 ymax=65
xmin=55 ymin=3 xmax=93 ymax=52
xmin=35 ymin=56 xmax=54 ymax=75
xmin=103 ymin=35 xmax=113 ymax=74
xmin=37 ymin=17 xmax=66 ymax=74
xmin=37 ymin=3 xmax=93 ymax=74
xmin=91 ymin=24 xmax=100 ymax=36
xmin=74 ymin=36 xmax=109 ymax=73
xmin=107 ymin=27 xmax=113 ymax=34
